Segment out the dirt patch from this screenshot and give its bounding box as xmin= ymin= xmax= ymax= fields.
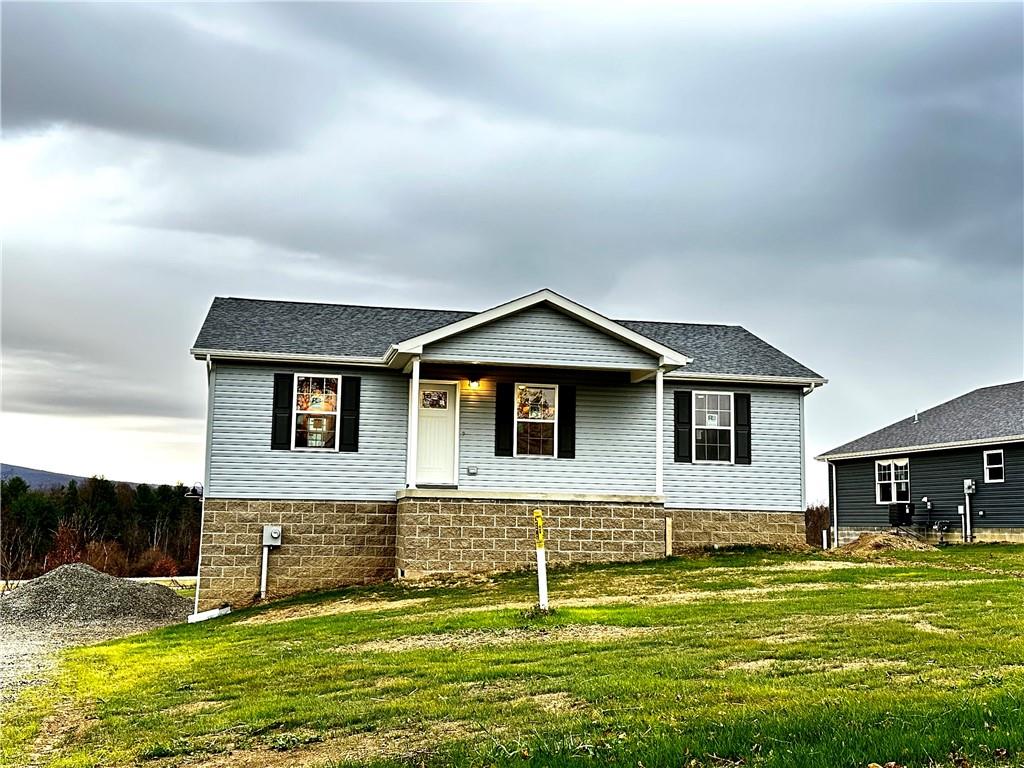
xmin=836 ymin=533 xmax=936 ymax=556
xmin=236 ymin=597 xmax=432 ymax=626
xmin=723 ymin=657 xmax=910 ymax=674
xmin=172 ymin=720 xmax=477 ymax=767
xmin=849 ymin=608 xmax=955 ymax=635
xmin=24 ymin=695 xmax=97 ymax=765
xmin=758 ymin=632 xmax=815 ymax=645
xmin=460 ymin=679 xmax=588 ymax=714
xmin=344 ymin=624 xmax=668 ymax=653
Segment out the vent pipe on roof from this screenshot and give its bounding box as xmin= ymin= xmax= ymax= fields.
xmin=913 ymin=411 xmax=919 ymax=424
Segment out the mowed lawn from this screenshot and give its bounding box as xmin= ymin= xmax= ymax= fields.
xmin=5 ymin=546 xmax=1024 ymax=768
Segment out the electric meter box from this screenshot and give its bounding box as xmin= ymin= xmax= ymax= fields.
xmin=963 ymin=479 xmax=976 ymax=495
xmin=262 ymin=524 xmax=283 ymax=547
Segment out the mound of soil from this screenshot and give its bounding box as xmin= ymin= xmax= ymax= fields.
xmin=1 ymin=563 xmax=191 ymax=627
xmin=837 ymin=532 xmax=936 ymax=556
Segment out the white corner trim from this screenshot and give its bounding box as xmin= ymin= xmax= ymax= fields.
xmin=392 ymin=289 xmax=692 ymax=367
xmin=816 ymin=435 xmax=1024 ymax=462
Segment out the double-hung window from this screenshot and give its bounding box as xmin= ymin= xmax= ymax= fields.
xmin=292 ymin=374 xmax=340 ymax=449
xmin=514 ymin=384 xmax=557 ymax=457
xmin=693 ymin=391 xmax=733 ymax=463
xmin=875 ymin=458 xmax=910 ymax=504
xmin=984 ymin=450 xmax=1005 ymax=483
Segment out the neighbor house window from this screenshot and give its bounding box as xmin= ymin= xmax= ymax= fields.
xmin=875 ymin=458 xmax=910 ymax=504
xmin=693 ymin=391 xmax=733 ymax=463
xmin=984 ymin=450 xmax=1005 ymax=483
xmin=293 ymin=375 xmax=340 ymax=449
xmin=514 ymin=384 xmax=557 ymax=457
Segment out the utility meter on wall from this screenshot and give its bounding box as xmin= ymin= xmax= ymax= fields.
xmin=963 ymin=479 xmax=976 ymax=495
xmin=262 ymin=524 xmax=283 ymax=547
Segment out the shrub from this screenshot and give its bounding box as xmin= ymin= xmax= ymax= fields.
xmin=82 ymin=540 xmax=130 ymax=576
xmin=133 ymin=547 xmax=180 ymax=577
xmin=45 ymin=521 xmax=82 ymax=571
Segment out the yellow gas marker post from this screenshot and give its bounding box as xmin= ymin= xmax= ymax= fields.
xmin=533 ymin=508 xmax=548 ymax=610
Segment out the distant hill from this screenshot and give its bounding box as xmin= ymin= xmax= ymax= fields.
xmin=1 ymin=464 xmax=140 ymax=489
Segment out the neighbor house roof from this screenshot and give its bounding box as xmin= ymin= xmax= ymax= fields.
xmin=192 ymin=293 xmax=825 ymax=383
xmin=817 ymin=381 xmax=1024 ymax=461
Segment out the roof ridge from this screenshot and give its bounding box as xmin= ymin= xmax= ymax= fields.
xmin=216 ymin=296 xmax=748 ymax=328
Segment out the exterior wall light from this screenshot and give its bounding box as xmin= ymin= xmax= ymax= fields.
xmin=468 ymin=379 xmax=480 ymax=389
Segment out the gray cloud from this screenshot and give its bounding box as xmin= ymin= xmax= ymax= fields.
xmin=1 ymin=3 xmax=1021 ymax=497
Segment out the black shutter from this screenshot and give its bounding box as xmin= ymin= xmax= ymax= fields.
xmin=271 ymin=373 xmax=293 ymax=450
xmin=495 ymin=382 xmax=514 ymax=456
xmin=557 ymin=385 xmax=576 ymax=459
xmin=338 ymin=376 xmax=361 ymax=452
xmin=673 ymin=390 xmax=692 ymax=463
xmin=734 ymin=392 xmax=751 ymax=465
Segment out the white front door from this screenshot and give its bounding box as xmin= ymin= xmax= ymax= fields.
xmin=416 ymin=382 xmax=458 ymax=485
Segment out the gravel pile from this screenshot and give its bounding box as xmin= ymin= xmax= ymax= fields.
xmin=1 ymin=564 xmax=193 ymax=702
xmin=1 ymin=563 xmax=191 ymax=626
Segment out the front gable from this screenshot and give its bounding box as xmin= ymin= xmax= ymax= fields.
xmin=421 ymin=303 xmax=660 ymax=369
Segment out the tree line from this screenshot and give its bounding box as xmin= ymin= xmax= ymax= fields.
xmin=1 ymin=476 xmax=202 ymax=581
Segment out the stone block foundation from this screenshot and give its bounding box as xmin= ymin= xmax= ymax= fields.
xmin=196 ymin=499 xmax=396 ymax=611
xmin=396 ymin=497 xmax=666 ymax=577
xmin=196 ymin=496 xmax=813 ymax=608
xmin=669 ymin=509 xmax=806 ymax=548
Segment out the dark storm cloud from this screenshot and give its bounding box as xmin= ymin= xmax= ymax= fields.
xmin=2 ymin=3 xmax=345 ymax=152
xmin=1 ymin=2 xmax=1021 ymax=494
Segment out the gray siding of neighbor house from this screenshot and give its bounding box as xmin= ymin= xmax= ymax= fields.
xmin=422 ymin=304 xmax=658 ymax=369
xmin=207 ymin=364 xmax=408 ymax=500
xmin=455 ymin=375 xmax=657 ymax=494
xmin=833 ymin=443 xmax=1024 ymax=529
xmin=663 ymin=382 xmax=805 ymax=512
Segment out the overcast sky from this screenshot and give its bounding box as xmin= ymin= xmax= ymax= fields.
xmin=2 ymin=2 xmax=1021 ymax=501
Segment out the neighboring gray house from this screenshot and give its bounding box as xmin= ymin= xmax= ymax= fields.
xmin=818 ymin=382 xmax=1024 ymax=546
xmin=191 ymin=289 xmax=826 ymax=609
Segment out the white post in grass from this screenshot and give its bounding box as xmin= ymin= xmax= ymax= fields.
xmin=533 ymin=508 xmax=548 ymax=611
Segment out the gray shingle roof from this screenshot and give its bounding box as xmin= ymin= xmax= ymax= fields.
xmin=193 ymin=296 xmax=823 ymax=380
xmin=819 ymin=382 xmax=1024 ymax=459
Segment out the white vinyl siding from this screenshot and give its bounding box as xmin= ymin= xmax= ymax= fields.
xmin=457 ymin=378 xmax=656 ymax=493
xmin=422 ymin=304 xmax=657 ymax=369
xmin=207 ymin=365 xmax=408 ymax=500
xmin=663 ymin=383 xmax=804 ymax=512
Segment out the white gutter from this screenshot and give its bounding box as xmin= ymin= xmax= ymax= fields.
xmin=817 ymin=435 xmax=1024 ymax=462
xmin=667 ymin=372 xmax=828 ymax=387
xmin=190 ymin=348 xmax=390 ymax=367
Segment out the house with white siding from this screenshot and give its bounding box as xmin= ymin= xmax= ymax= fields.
xmin=191 ymin=289 xmax=826 ymax=610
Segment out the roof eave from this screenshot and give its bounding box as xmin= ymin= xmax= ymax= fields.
xmin=667 ymin=371 xmax=828 ymax=387
xmin=190 ymin=348 xmax=390 ymax=367
xmin=816 ymin=434 xmax=1024 ymax=462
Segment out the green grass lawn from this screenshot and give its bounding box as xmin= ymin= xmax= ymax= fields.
xmin=5 ymin=545 xmax=1024 ymax=768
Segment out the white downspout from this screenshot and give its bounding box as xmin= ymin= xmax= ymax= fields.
xmin=406 ymin=355 xmax=421 ymax=488
xmin=829 ymin=461 xmax=839 ymax=549
xmin=655 ymin=368 xmax=664 ymax=496
xmin=192 ymin=355 xmax=214 ymax=617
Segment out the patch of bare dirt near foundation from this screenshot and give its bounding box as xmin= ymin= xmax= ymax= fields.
xmin=343 ymin=624 xmax=669 ymax=653
xmin=237 ymin=596 xmax=431 ymax=626
xmin=835 ymin=532 xmax=936 ymax=555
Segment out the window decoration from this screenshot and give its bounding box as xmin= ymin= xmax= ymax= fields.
xmin=294 ymin=375 xmax=340 ymax=449
xmin=875 ymin=458 xmax=910 ymax=504
xmin=421 ymin=390 xmax=449 ymax=409
xmin=984 ymin=450 xmax=1004 ymax=483
xmin=694 ymin=392 xmax=733 ymax=463
xmin=515 ymin=384 xmax=557 ymax=457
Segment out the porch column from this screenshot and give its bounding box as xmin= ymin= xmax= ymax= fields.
xmin=406 ymin=355 xmax=420 ymax=488
xmin=655 ymin=367 xmax=664 ymax=495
